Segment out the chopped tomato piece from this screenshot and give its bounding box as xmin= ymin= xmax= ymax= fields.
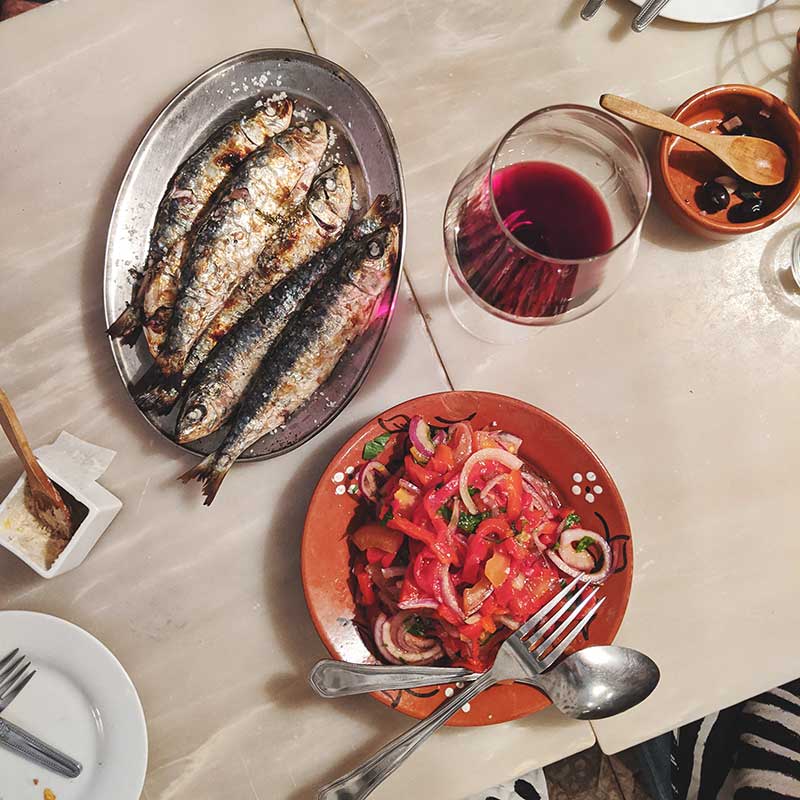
xmin=352 ymin=524 xmax=404 ymax=554
xmin=355 ymin=564 xmax=375 ymax=605
xmin=388 ymin=516 xmax=453 ymax=564
xmin=404 ymin=455 xmax=439 ymax=489
xmin=505 ymin=470 xmax=523 ymax=521
xmin=485 ymin=551 xmax=511 ymax=587
xmin=429 ymin=444 xmax=455 ymax=474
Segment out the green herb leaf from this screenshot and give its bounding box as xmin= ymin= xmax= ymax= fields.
xmin=562 ymin=512 xmax=581 ymax=530
xmin=362 ymin=433 xmax=392 ymax=460
xmin=406 ymin=616 xmax=428 ymax=637
xmin=574 ymin=535 xmax=595 ymax=552
xmin=468 ymin=487 xmax=480 ymax=497
xmin=458 ymin=510 xmax=491 ymax=534
xmin=380 ymin=509 xmax=394 ymax=526
xmin=438 ymin=505 xmax=453 ymax=522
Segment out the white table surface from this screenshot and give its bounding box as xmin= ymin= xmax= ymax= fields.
xmin=2 ymin=0 xmax=799 ymax=795
xmin=0 ymin=1 xmax=597 ymax=799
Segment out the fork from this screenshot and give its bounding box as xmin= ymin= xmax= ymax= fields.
xmin=0 ymin=649 xmax=36 ymax=713
xmin=631 ymin=0 xmax=673 ymax=31
xmin=580 ymin=0 xmax=607 ymax=20
xmin=318 ymin=575 xmax=604 ymax=800
xmin=0 ymin=649 xmax=83 ymax=778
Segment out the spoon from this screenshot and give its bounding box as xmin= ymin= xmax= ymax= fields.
xmin=312 ymin=645 xmax=659 ymax=719
xmin=0 ymin=388 xmax=73 ymax=539
xmin=600 ymin=93 xmax=788 ymax=186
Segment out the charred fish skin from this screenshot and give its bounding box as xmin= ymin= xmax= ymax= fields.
xmin=135 ymin=165 xmax=353 ymax=417
xmin=175 ymin=240 xmax=345 ymax=443
xmin=182 ymin=165 xmax=353 ymax=381
xmin=107 ymin=98 xmax=293 ymax=342
xmin=180 ymin=222 xmax=399 ymax=504
xmin=157 ymin=120 xmax=329 ymax=377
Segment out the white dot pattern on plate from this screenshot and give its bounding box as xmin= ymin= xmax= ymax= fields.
xmin=345 ymin=466 xmax=355 ymax=475
xmin=444 ymin=687 xmax=454 ymax=698
xmin=586 ymin=471 xmax=596 ymax=481
xmin=462 ymin=702 xmax=471 ymax=713
xmin=571 ymin=485 xmax=581 ymax=496
xmin=586 ymin=493 xmax=595 ymax=503
xmin=594 ymin=485 xmax=603 ymax=494
xmin=572 ymin=472 xmax=582 ymax=482
xmin=335 ymin=485 xmax=346 ymax=495
xmin=455 ymin=681 xmax=465 ymax=689
xmin=332 ymin=472 xmax=344 ymax=483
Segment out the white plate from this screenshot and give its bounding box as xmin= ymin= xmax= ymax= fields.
xmin=0 ymin=612 xmax=147 ymax=799
xmin=630 ymin=0 xmax=778 ymax=24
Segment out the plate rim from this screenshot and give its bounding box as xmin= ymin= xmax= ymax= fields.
xmin=629 ymin=0 xmax=778 ymax=24
xmin=300 ymin=390 xmax=634 ymax=726
xmin=103 ymin=47 xmax=407 ymax=462
xmin=0 ymin=610 xmax=148 ymax=797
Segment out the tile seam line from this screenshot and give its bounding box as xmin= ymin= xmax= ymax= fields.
xmin=292 ymin=0 xmax=319 ymax=54
xmin=289 ymin=0 xmax=452 ymax=391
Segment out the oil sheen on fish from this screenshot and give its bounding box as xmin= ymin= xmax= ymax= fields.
xmin=135 ymin=165 xmax=353 ymax=415
xmin=173 ymin=191 xmax=395 ymax=442
xmin=107 ymin=97 xmax=293 ymax=346
xmin=156 ymin=120 xmax=328 ymax=377
xmin=175 ymin=242 xmax=343 ymax=443
xmin=181 ymin=221 xmax=399 ymax=504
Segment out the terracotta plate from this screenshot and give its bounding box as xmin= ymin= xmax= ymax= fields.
xmin=301 ymin=391 xmax=633 ymax=727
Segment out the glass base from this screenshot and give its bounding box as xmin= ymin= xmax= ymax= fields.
xmin=444 ymin=269 xmax=543 ymax=345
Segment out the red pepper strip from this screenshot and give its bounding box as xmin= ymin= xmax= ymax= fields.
xmin=404 ymin=455 xmax=439 ymax=489
xmin=462 ymin=517 xmax=507 ymax=584
xmin=388 ymin=516 xmax=453 ymax=564
xmin=537 ymin=519 xmax=559 ymax=547
xmin=505 ymin=470 xmax=523 ymax=521
xmin=428 ymin=444 xmax=455 ymax=474
xmin=381 ymin=551 xmax=395 ymax=568
xmin=437 ymin=604 xmax=462 ymax=626
xmin=365 ymin=547 xmax=385 ymax=564
xmin=501 ymin=537 xmax=529 ymax=561
xmin=355 ymin=565 xmax=375 ymax=606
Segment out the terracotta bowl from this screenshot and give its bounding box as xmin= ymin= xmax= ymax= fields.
xmin=657 ymin=84 xmax=800 ymax=239
xmin=301 ymin=391 xmax=633 ymax=727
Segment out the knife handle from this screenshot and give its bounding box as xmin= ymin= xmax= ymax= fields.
xmin=0 ymin=719 xmax=83 ymax=779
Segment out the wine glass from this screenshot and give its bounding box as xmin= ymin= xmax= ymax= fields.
xmin=443 ymin=105 xmax=652 ymax=343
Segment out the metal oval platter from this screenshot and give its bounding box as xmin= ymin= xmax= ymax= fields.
xmin=104 ymin=49 xmax=405 ymax=461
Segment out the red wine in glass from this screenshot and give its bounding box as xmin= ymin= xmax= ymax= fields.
xmin=455 ymin=161 xmax=614 ymax=319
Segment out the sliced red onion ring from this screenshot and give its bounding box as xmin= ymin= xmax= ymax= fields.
xmin=496 ymin=614 xmax=521 ymax=631
xmin=448 ymin=421 xmax=473 ymax=465
xmin=480 ymin=474 xmax=506 ymax=503
xmin=398 ymin=478 xmax=421 ymax=495
xmin=438 ymin=563 xmax=464 ymax=621
xmin=432 ymin=428 xmax=448 ymax=446
xmin=381 ymin=567 xmax=406 ymax=580
xmin=546 ymin=528 xmax=613 ymax=583
xmin=489 ymin=431 xmax=522 ymax=454
xmin=409 ymin=415 xmax=435 ymax=459
xmin=460 ymin=448 xmax=523 ymax=514
xmin=358 ymin=461 xmax=389 ymax=502
xmin=373 ymin=613 xmax=403 ymax=664
xmin=397 ymin=598 xmax=439 ymax=611
xmin=446 ymin=497 xmax=461 ymax=538
xmin=463 ymin=578 xmax=493 ymax=615
xmin=380 ymin=612 xmax=443 ymax=664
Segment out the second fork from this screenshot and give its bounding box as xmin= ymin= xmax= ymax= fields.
xmin=318 ymin=575 xmax=604 ymax=800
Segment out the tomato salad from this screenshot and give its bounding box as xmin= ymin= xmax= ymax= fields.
xmin=349 ymin=416 xmax=613 ymax=672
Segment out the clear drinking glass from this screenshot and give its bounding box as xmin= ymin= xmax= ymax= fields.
xmin=443 ymin=105 xmax=651 ymax=342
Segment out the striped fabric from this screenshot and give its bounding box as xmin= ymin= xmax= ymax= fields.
xmin=674 ymin=678 xmax=800 ymax=800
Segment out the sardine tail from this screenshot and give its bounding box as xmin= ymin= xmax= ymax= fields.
xmin=107 ymin=305 xmax=142 ymax=343
xmin=132 ymin=365 xmax=181 ymax=416
xmin=178 ymin=454 xmax=230 ymax=506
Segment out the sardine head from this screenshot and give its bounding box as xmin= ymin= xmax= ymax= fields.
xmin=346 ymin=224 xmax=399 ymax=296
xmin=309 ymin=165 xmax=352 ymax=231
xmin=243 ymin=97 xmax=294 ymax=145
xmin=176 ymin=387 xmax=233 ymax=444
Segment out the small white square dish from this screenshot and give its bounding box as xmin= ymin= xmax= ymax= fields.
xmin=0 ymin=436 xmax=121 ymax=578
